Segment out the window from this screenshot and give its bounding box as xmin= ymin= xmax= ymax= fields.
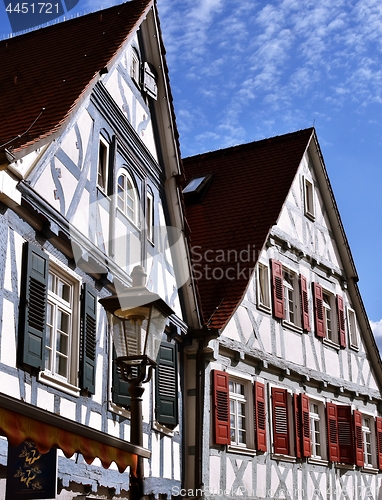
xmin=18 ymin=242 xmax=97 ymax=395
xmin=146 ymin=189 xmax=154 ymax=243
xmin=45 ymin=268 xmax=77 ymax=384
xmin=304 ymin=177 xmax=315 ymax=219
xmin=282 ymin=269 xmax=301 ymax=327
xmin=308 ymin=401 xmax=327 ymax=460
xmin=362 ymin=416 xmax=373 ymax=467
xmin=130 ymin=48 xmax=141 ymax=87
xmin=212 ymin=370 xmax=260 ymax=450
xmin=323 ymin=292 xmax=335 ymax=342
xmin=97 ymin=137 xmax=109 ymax=192
xmin=117 ymin=170 xmax=138 ymax=225
xmin=229 ymin=380 xmax=247 ymax=446
xmin=271 ymin=260 xmax=309 ymax=330
xmin=313 ymin=284 xmax=346 ymax=346
xmin=257 ymin=263 xmax=270 ymax=310
xmin=347 ymin=308 xmax=358 ymax=348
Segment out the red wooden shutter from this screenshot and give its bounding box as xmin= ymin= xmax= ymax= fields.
xmin=353 ymin=410 xmax=364 ymax=467
xmin=212 ymin=370 xmax=230 ymax=445
xmin=326 ymin=403 xmax=340 ymax=462
xmin=376 ymin=417 xmax=382 ymax=469
xmin=336 ymin=295 xmax=346 ymax=348
xmin=301 ymin=394 xmax=311 ymax=458
xmin=293 ymin=394 xmax=301 ymax=458
xmin=271 ymin=259 xmax=284 ymax=319
xmin=299 ymin=275 xmax=310 ymax=331
xmin=272 ymin=387 xmax=290 ymax=455
xmin=337 ymin=405 xmax=354 ymax=464
xmin=254 ymin=382 xmax=267 ymax=451
xmin=313 ymin=283 xmax=325 ymax=338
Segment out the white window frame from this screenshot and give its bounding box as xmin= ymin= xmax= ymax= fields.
xmin=308 ymin=399 xmax=327 ymax=461
xmin=257 ymin=262 xmax=271 ymax=311
xmin=322 ymin=290 xmax=338 ymax=344
xmin=347 ymin=308 xmax=359 ymax=349
xmin=117 ymin=169 xmax=139 ymax=226
xmin=361 ymin=415 xmax=375 ymax=468
xmin=38 ymin=263 xmax=80 ymax=397
xmin=97 ymin=136 xmax=109 ymax=193
xmin=226 ymin=373 xmax=254 ymax=453
xmin=282 ymin=268 xmax=301 ymax=328
xmin=304 ymin=176 xmax=315 ymax=219
xmin=146 ymin=189 xmax=154 ymax=243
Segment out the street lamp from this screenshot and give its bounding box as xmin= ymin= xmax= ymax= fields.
xmin=99 ymin=265 xmax=174 ymax=500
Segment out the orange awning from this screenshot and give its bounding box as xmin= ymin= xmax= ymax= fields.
xmin=0 ymin=394 xmax=150 ymax=475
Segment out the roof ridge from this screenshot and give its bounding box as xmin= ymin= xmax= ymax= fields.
xmin=183 ymin=127 xmax=314 ymax=161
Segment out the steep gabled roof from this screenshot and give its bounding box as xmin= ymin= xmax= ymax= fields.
xmin=182 ymin=128 xmax=314 ymax=330
xmin=0 ymin=0 xmax=151 ymax=154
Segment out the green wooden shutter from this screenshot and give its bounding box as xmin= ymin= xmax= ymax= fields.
xmin=80 ymin=284 xmax=97 ymax=394
xmin=155 ymin=342 xmax=178 ymax=426
xmin=111 ymin=346 xmax=131 ymax=408
xmin=18 ymin=242 xmax=49 ymax=369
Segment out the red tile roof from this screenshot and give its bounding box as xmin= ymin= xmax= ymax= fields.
xmin=182 ymin=128 xmax=314 ymax=330
xmin=0 ymin=0 xmax=152 ymax=153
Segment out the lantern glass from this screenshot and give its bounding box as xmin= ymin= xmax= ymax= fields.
xmin=144 ymin=306 xmax=167 ymax=362
xmin=111 ymin=316 xmax=148 ymax=363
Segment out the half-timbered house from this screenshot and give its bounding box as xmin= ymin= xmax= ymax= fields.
xmin=182 ymin=128 xmax=382 ymax=500
xmin=0 ymin=1 xmax=198 ymax=498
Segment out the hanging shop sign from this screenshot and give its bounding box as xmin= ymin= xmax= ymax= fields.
xmin=5 ymin=440 xmax=57 ymax=500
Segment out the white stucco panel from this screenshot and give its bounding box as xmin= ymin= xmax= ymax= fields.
xmin=37 ymin=387 xmax=54 ymax=412
xmin=223 ymin=316 xmax=241 ymax=342
xmin=0 ymin=299 xmax=16 ymax=367
xmin=284 ymin=330 xmax=304 ymax=365
xmin=209 ymin=455 xmax=221 ymax=493
xmin=0 ymin=371 xmax=20 ymax=399
xmin=59 ymin=398 xmax=76 ymax=421
xmin=151 ymin=433 xmax=160 ymax=477
xmin=324 ymin=347 xmax=341 ymax=378
xmin=163 ymin=436 xmax=172 ymax=479
xmin=258 ymin=316 xmax=273 ymax=354
xmin=237 ymin=306 xmax=253 ymax=343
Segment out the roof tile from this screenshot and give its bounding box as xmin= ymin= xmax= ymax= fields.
xmin=183 ymin=128 xmax=314 ymax=330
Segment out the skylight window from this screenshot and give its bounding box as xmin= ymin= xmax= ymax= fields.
xmin=183 ymin=176 xmax=208 ymax=194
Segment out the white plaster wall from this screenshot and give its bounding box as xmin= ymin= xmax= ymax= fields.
xmin=37 ymin=388 xmax=55 ymax=412
xmin=60 ymin=398 xmax=76 ymax=421
xmin=209 ymin=455 xmax=221 ymax=492
xmin=0 ymin=299 xmax=16 ymax=367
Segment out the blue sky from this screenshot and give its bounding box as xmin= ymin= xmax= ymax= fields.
xmin=1 ymin=0 xmax=382 ymax=343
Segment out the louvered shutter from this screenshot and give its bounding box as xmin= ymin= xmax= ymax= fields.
xmin=155 ymin=342 xmax=178 ymax=426
xmin=300 ymin=394 xmax=311 ymax=457
xmin=80 ymin=284 xmax=97 ymax=394
xmin=299 ymin=275 xmax=310 ymax=331
xmin=18 ymin=242 xmax=49 ymax=369
xmin=271 ymin=260 xmax=284 ymax=319
xmin=337 ymin=405 xmax=354 ymax=464
xmin=326 ymin=403 xmax=340 ymax=462
xmin=353 ymin=410 xmax=364 ymax=467
xmin=313 ymin=283 xmax=325 ymax=338
xmin=254 ymin=382 xmax=267 ymax=451
xmin=213 ymin=370 xmax=230 ymax=445
xmin=272 ymin=387 xmax=290 ymax=455
xmin=376 ymin=417 xmax=382 ymax=469
xmin=293 ymin=394 xmax=302 ymax=458
xmin=111 ymin=346 xmax=131 ymax=408
xmin=336 ymin=295 xmax=346 ymax=348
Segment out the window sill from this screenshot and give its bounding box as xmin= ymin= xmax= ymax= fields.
xmin=109 ymin=402 xmax=131 ymax=418
xmin=257 ymin=303 xmax=271 ymax=314
xmin=282 ymin=321 xmax=303 ymax=334
xmin=361 ymin=466 xmax=379 ymax=474
xmin=323 ymin=338 xmax=340 ymax=350
xmin=308 ymin=457 xmax=328 ymax=466
xmin=304 ymin=210 xmax=315 ymax=222
xmin=335 ymin=463 xmax=355 ymax=470
xmin=227 ymin=445 xmax=256 ymax=456
xmin=152 ymin=421 xmax=178 ymax=436
xmin=38 ymin=372 xmax=80 ymax=398
xmin=271 ymin=454 xmax=296 ymax=463
xmin=349 ymin=343 xmax=359 ymax=352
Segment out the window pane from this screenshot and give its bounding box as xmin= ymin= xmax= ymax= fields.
xmin=57 ymin=279 xmax=70 ymax=302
